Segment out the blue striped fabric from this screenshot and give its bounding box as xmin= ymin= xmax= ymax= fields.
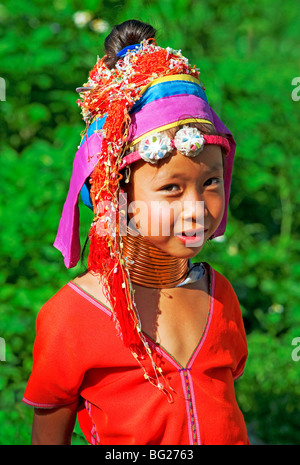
xmin=131 ymin=79 xmax=208 ymax=114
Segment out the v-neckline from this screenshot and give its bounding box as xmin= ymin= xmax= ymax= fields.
xmin=140 ymin=264 xmax=214 ymax=369
xmin=69 ymin=264 xmax=215 ymax=370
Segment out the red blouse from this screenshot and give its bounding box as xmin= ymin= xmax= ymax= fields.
xmin=23 ymin=266 xmax=249 ymax=445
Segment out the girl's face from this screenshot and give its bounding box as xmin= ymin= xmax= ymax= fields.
xmin=125 ymin=143 xmax=225 ymax=259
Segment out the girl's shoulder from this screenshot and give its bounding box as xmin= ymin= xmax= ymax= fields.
xmin=207 ymin=264 xmax=242 ymax=312
xmin=208 ymin=264 xmax=237 ymax=295
xmin=72 ymin=271 xmax=111 ymax=308
xmin=36 ymin=272 xmax=110 ymax=329
xmin=209 ymin=266 xmax=246 ymax=332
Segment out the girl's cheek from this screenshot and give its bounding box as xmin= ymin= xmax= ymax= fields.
xmin=127 ymin=200 xmax=149 ymax=234
xmin=148 ymin=201 xmax=180 ymax=237
xmin=128 ymin=198 xmax=184 ymax=238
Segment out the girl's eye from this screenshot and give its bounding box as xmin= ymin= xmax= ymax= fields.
xmin=161 ymin=184 xmax=180 ymax=192
xmin=204 ymin=177 xmax=222 ymax=187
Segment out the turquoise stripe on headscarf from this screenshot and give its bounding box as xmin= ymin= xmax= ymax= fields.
xmin=80 ymin=179 xmax=93 ymax=210
xmin=131 ymin=79 xmax=208 ymax=114
xmin=80 ymin=115 xmax=107 ymax=209
xmin=79 ymin=114 xmax=107 ymax=147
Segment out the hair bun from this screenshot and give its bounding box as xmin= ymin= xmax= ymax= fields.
xmin=104 ymin=20 xmax=156 ymax=69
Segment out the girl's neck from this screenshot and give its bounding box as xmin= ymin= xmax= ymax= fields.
xmin=122 ymin=227 xmax=189 ymax=288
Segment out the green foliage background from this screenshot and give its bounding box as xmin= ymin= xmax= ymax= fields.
xmin=0 ymin=0 xmax=300 ymax=445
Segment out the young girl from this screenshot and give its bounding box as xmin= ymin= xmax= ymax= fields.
xmin=23 ymin=20 xmax=249 ymax=445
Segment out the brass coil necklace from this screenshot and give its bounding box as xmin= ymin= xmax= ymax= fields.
xmin=122 ymin=228 xmax=189 ymax=288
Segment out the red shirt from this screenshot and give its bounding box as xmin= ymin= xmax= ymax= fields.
xmin=23 ymin=265 xmax=249 ymax=445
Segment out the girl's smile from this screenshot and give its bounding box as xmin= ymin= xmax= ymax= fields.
xmin=124 ymin=144 xmax=225 ymax=258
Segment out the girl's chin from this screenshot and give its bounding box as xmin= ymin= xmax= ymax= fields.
xmin=144 ymin=236 xmax=205 ymax=258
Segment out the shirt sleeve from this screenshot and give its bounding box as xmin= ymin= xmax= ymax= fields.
xmin=23 ymin=286 xmax=85 ymax=408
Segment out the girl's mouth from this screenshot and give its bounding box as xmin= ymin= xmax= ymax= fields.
xmin=175 ymin=229 xmax=206 ymax=245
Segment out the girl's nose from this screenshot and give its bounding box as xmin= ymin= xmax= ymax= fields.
xmin=181 ymin=191 xmax=205 ymax=227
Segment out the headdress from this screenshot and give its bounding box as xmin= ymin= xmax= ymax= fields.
xmin=53 ymin=39 xmax=236 ymax=397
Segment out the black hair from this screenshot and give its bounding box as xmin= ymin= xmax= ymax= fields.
xmin=104 ymin=19 xmax=157 ymax=69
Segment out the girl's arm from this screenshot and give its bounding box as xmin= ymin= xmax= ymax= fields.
xmin=31 ymin=401 xmax=79 ymax=445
